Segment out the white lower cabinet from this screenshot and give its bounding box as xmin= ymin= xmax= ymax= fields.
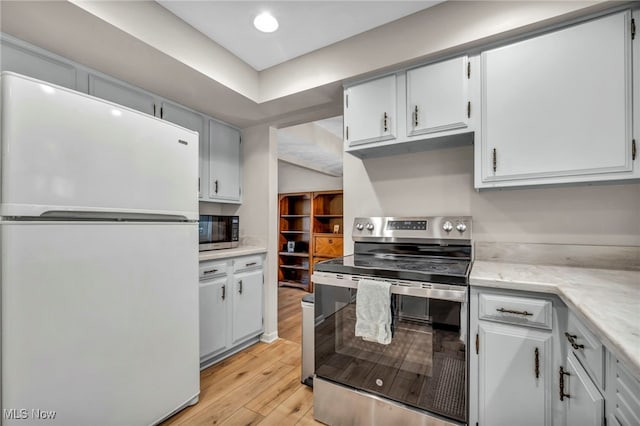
xmin=231 ymin=269 xmax=263 ymax=345
xmin=199 ymin=276 xmax=228 ymax=359
xmin=606 ymin=355 xmax=640 ymax=425
xmin=475 ymin=309 xmax=552 ymax=425
xmin=199 ymin=254 xmax=264 ymax=367
xmin=564 ymin=352 xmax=604 ymax=426
xmin=472 ymin=286 xmax=640 ymax=426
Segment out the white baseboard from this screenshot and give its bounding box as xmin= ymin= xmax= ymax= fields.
xmin=260 ymin=331 xmax=279 ymax=343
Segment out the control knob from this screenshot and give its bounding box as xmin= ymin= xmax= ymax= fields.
xmin=456 ymin=222 xmax=467 ymax=233
xmin=442 ymin=221 xmax=453 ymax=232
xmin=366 ymin=223 xmax=374 ymax=231
xmin=355 ymin=223 xmax=364 ymax=231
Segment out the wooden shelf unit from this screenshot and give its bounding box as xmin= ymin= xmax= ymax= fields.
xmin=278 ymin=193 xmax=312 ymax=291
xmin=278 ymin=190 xmax=343 ymax=292
xmin=311 ymin=191 xmax=344 ymax=283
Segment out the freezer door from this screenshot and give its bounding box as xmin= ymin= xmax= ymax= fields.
xmin=0 ymin=72 xmax=198 ymax=220
xmin=1 ymin=221 xmax=199 ymax=426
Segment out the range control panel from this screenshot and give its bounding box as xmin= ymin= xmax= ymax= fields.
xmin=352 ymin=216 xmax=472 ymax=241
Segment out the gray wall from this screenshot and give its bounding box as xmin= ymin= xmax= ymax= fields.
xmin=344 ymin=145 xmax=640 ymax=254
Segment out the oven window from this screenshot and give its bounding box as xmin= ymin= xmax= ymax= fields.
xmin=314 ymin=284 xmax=466 ymax=422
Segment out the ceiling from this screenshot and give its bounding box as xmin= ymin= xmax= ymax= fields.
xmin=277 ymin=116 xmax=344 ymax=176
xmin=156 ymin=1 xmax=443 ymax=71
xmin=155 ymin=1 xmax=438 ymax=174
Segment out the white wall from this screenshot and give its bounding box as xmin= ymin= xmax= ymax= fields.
xmin=343 ymin=145 xmax=640 ymax=254
xmin=278 ymin=161 xmax=342 ymax=193
xmin=232 ymin=124 xmax=279 ymax=342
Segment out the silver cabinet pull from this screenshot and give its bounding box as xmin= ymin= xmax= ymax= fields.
xmin=238 ymin=280 xmax=243 ymax=294
xmin=245 ymin=262 xmax=257 ymax=267
xmin=203 ymin=269 xmax=218 ymax=275
xmin=564 ymin=332 xmax=585 ymax=350
xmin=214 ymin=180 xmax=219 ymax=194
xmin=496 ymin=307 xmax=533 ymax=316
xmin=383 ymin=112 xmax=389 ymax=132
xmin=222 ymin=285 xmax=226 ymax=300
xmin=534 ymin=347 xmax=540 ymax=379
xmin=414 ymin=105 xmax=419 ymax=127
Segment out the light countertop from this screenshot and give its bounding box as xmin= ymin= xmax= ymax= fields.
xmin=199 ymin=246 xmax=267 ymax=262
xmin=470 ymin=260 xmax=640 ymax=379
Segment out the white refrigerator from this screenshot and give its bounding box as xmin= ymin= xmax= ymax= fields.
xmin=0 ymin=72 xmax=200 ymax=425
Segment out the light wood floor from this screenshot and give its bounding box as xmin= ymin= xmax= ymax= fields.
xmin=161 ymin=286 xmax=321 ymax=425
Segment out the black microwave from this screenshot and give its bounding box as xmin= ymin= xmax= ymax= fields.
xmin=199 ymin=215 xmax=239 ymax=251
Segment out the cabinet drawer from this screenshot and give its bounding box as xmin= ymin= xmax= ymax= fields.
xmin=314 ymin=236 xmax=343 ymax=258
xmin=611 ymin=357 xmax=640 ymax=426
xmin=199 ymin=261 xmax=228 ymax=280
xmin=479 ymin=293 xmax=552 ymax=329
xmin=566 ymin=311 xmax=604 ymax=389
xmin=233 ymin=255 xmax=263 ymax=273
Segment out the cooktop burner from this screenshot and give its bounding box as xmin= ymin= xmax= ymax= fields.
xmin=314 ymin=254 xmax=471 ymax=286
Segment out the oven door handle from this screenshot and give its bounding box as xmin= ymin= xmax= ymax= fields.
xmin=311 ymin=273 xmax=467 ymax=303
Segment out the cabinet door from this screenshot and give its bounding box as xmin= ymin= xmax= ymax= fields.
xmin=209 ymin=121 xmax=241 ymax=203
xmin=406 ymin=56 xmax=469 ymax=136
xmin=160 ymin=102 xmax=206 ymax=198
xmin=1 ymin=40 xmax=77 ymax=90
xmin=344 ymin=75 xmax=397 ymax=147
xmin=564 ymin=352 xmax=604 ymax=426
xmin=231 ymin=269 xmax=263 ymax=344
xmin=480 ymin=11 xmax=632 ymax=185
xmin=478 ymin=321 xmax=552 ymax=426
xmin=199 ymin=277 xmax=228 ymax=359
xmin=88 ymin=75 xmax=156 ymax=116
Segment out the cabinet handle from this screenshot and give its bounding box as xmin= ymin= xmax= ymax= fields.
xmin=160 ymin=106 xmax=164 ymax=119
xmin=534 ymin=347 xmax=540 ymax=379
xmin=559 ymin=366 xmax=571 ymax=401
xmin=496 ymin=307 xmax=533 ymax=316
xmin=245 ymin=262 xmax=257 ymax=267
xmin=203 ymin=269 xmax=218 ymax=275
xmin=198 ymin=178 xmax=201 ymax=193
xmin=414 ymin=105 xmax=419 ymax=127
xmin=238 ymin=280 xmax=243 ymax=294
xmin=222 ymin=285 xmax=226 ymax=300
xmin=492 ymin=148 xmax=497 ymax=173
xmin=383 ymin=112 xmax=388 ymax=132
xmin=214 ymin=180 xmax=219 ymax=194
xmin=564 ymin=332 xmax=585 ymax=350
xmin=153 ymin=104 xmax=156 ymax=116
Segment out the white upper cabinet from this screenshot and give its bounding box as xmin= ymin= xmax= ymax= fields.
xmin=1 ymin=40 xmax=77 ymax=90
xmin=160 ymin=102 xmax=206 ymax=198
xmin=477 ymin=11 xmax=636 ymax=188
xmin=208 ymin=120 xmax=242 ymax=203
xmin=343 ymin=56 xmax=478 ymax=158
xmin=407 ymin=56 xmax=469 ymax=136
xmin=88 ymin=75 xmax=156 ymax=116
xmin=344 ymin=74 xmax=397 ymax=147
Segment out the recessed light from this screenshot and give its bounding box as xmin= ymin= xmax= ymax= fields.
xmin=253 ymin=12 xmax=278 ymax=33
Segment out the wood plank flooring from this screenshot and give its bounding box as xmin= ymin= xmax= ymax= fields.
xmin=161 ymin=287 xmax=322 ymax=426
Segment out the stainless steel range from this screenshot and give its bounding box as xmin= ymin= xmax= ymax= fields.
xmin=312 ymin=216 xmax=472 ymax=426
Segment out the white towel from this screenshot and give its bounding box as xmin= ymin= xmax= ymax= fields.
xmin=355 ymin=279 xmax=392 ymax=345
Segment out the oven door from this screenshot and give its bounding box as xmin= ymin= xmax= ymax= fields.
xmin=313 ymin=274 xmax=468 ymax=423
